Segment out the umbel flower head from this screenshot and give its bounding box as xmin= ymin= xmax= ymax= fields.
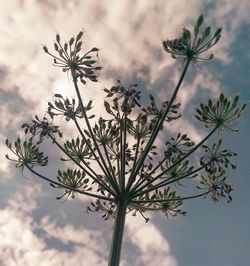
xmin=22 ymin=115 xmax=63 ymax=144
xmin=200 ymin=139 xmax=237 ymax=174
xmin=53 ymin=168 xmax=92 ymax=200
xmin=5 ymin=137 xmax=48 ymax=174
xmin=162 ymin=15 xmax=222 ymax=63
xmin=195 ymin=94 xmax=246 ymax=133
xmin=43 ymin=31 xmax=101 ymax=84
xmin=197 ymin=172 xmax=233 ymax=202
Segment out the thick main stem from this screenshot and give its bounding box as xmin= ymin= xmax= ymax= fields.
xmin=108 ymin=197 xmax=128 ymax=266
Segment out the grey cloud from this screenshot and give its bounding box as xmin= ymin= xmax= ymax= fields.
xmin=0 ymin=85 xmax=33 ymax=137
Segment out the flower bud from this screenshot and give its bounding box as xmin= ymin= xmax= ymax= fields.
xmin=54 ymin=43 xmax=59 ymax=51
xmin=43 ymin=46 xmax=49 ymax=53
xmin=69 ymin=37 xmax=75 ymax=46
xmin=91 ymin=47 xmax=99 ymax=52
xmin=56 ymin=33 xmax=60 ymax=42
xmin=76 ymin=31 xmax=83 ymax=41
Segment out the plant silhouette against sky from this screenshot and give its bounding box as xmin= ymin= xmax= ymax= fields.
xmin=6 ymin=15 xmax=246 ymax=266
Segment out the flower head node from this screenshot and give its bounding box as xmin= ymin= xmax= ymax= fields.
xmin=165 ymin=133 xmax=194 ymax=157
xmin=48 ymin=94 xmax=80 ymax=121
xmin=86 ymin=198 xmax=116 ymax=220
xmin=53 ymin=168 xmax=91 ymax=200
xmin=43 ymin=31 xmax=101 ymax=84
xmin=22 ymin=115 xmax=63 ymax=144
xmin=93 ymin=118 xmax=120 ymax=145
xmin=197 ymin=173 xmax=233 ymax=202
xmin=163 ymin=15 xmax=222 ymax=64
xmin=104 ymin=80 xmax=141 ymax=115
xmin=200 ymin=139 xmax=237 ymax=174
xmin=61 ymin=137 xmax=94 ymax=163
xmin=195 ymin=94 xmax=246 ymax=133
xmin=142 ymin=95 xmax=181 ymax=129
xmin=137 ymin=188 xmax=186 ymax=218
xmin=5 ymin=137 xmax=48 ymax=174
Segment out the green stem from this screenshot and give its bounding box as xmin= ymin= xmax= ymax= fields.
xmin=121 ymin=115 xmax=127 ymax=191
xmin=126 ymin=59 xmax=191 ymax=192
xmin=131 ymin=190 xmax=211 ymax=205
xmin=126 ymin=137 xmax=141 ymax=188
xmin=104 ymin=144 xmax=117 ymax=181
xmin=74 ymin=118 xmax=119 ymax=193
xmin=25 ymin=164 xmax=114 ymax=201
xmin=132 ymin=155 xmax=167 ymax=192
xmin=71 ymin=72 xmax=120 ymax=193
xmin=132 ymin=125 xmax=219 ymax=194
xmin=132 ymin=164 xmax=207 ymax=198
xmin=108 ymin=198 xmax=128 ymax=266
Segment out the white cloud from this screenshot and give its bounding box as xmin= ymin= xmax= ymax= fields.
xmin=7 ymin=184 xmax=43 ymax=213
xmin=125 ymin=214 xmax=177 ymax=266
xmin=0 ymin=209 xmax=107 ymax=266
xmin=0 ymin=184 xmax=107 ymax=266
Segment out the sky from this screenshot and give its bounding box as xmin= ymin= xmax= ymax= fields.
xmin=0 ymin=0 xmax=250 ymax=266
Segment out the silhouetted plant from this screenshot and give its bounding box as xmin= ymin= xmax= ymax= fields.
xmin=6 ymin=15 xmax=246 ymax=266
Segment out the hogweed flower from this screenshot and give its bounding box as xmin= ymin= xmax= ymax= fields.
xmin=165 ymin=133 xmax=194 ymax=157
xmin=5 ymin=137 xmax=48 ymax=174
xmin=61 ymin=137 xmax=94 ymax=163
xmin=132 ymin=188 xmax=186 ymax=219
xmin=54 ymin=168 xmax=92 ymax=200
xmin=104 ymin=81 xmax=141 ymax=115
xmin=22 ymin=115 xmax=63 ymax=144
xmin=195 ymin=94 xmax=246 ymax=133
xmin=163 ymin=15 xmax=222 ymax=63
xmin=43 ymin=31 xmax=101 ymax=84
xmin=200 ymin=139 xmax=237 ymax=174
xmin=48 ymin=93 xmax=95 ymax=121
xmin=142 ymin=94 xmax=181 ymax=128
xmin=197 ymin=172 xmax=233 ymax=202
xmin=93 ymin=118 xmax=120 ymax=145
xmin=5 ymin=15 xmax=246 ymax=266
xmin=86 ymin=198 xmax=116 ymax=220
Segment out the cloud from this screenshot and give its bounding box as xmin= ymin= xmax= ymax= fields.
xmin=0 ymin=184 xmax=108 ymax=266
xmin=124 ymin=214 xmax=177 ymax=266
xmin=0 ymin=209 xmax=107 ymax=266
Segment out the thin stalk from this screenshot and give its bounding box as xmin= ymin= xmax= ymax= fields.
xmin=131 ymin=155 xmax=168 ymax=192
xmin=133 ymin=164 xmax=207 ymax=198
xmin=118 ymin=118 xmax=123 ymax=189
xmin=103 ymin=144 xmax=117 ymax=181
xmin=116 ymin=151 xmax=121 ymax=185
xmin=131 ymin=137 xmax=141 ymax=174
xmin=25 ymin=164 xmax=114 ymax=201
xmin=71 ymin=72 xmax=120 ymax=193
xmin=74 ymin=118 xmax=119 ymax=193
xmin=126 ymin=137 xmax=141 ymax=188
xmin=108 ymin=197 xmax=128 ymax=266
xmin=131 ymin=190 xmax=211 ymax=206
xmin=126 ymin=59 xmax=191 ymax=192
xmin=121 ymin=114 xmax=127 ymax=191
xmin=132 ymin=125 xmax=219 ymax=194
